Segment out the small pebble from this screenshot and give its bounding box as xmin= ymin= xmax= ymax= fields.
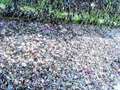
xmin=21 ymin=63 xmax=27 ymax=67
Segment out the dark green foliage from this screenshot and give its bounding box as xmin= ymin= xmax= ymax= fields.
xmin=0 ymin=0 xmax=120 ymax=26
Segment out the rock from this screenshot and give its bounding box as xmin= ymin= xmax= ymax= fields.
xmin=7 ymin=80 xmax=14 ymax=90
xmin=114 ymin=82 xmax=120 ymax=90
xmin=21 ymin=63 xmax=27 ymax=67
xmin=111 ymin=58 xmax=120 ymax=71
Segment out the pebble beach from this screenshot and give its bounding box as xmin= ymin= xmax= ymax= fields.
xmin=0 ymin=20 xmax=120 ymax=90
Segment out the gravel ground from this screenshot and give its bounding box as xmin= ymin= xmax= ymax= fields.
xmin=0 ymin=20 xmax=120 ymax=90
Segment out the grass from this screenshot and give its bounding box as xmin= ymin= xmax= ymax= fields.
xmin=0 ymin=0 xmax=11 ymax=6
xmin=0 ymin=3 xmax=6 ymax=10
xmin=0 ymin=0 xmax=120 ymax=27
xmin=20 ymin=6 xmax=37 ymax=13
xmin=54 ymin=10 xmax=120 ymax=27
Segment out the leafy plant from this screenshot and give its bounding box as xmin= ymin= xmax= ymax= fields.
xmin=0 ymin=0 xmax=11 ymax=5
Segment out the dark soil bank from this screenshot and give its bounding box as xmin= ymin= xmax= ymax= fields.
xmin=0 ymin=20 xmax=120 ymax=90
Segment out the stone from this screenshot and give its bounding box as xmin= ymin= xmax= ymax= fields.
xmin=21 ymin=62 xmax=27 ymax=67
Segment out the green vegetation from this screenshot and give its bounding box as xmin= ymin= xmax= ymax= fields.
xmin=0 ymin=0 xmax=120 ymax=27
xmin=0 ymin=0 xmax=11 ymax=5
xmin=54 ymin=10 xmax=120 ymax=26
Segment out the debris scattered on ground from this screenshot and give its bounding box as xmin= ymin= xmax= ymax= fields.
xmin=0 ymin=21 xmax=120 ymax=90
